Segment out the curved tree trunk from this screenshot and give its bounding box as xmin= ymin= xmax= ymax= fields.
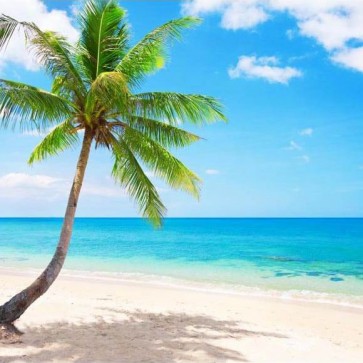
xmin=0 ymin=128 xmax=93 ymax=324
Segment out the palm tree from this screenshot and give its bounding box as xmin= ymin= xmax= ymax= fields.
xmin=0 ymin=0 xmax=225 ymax=325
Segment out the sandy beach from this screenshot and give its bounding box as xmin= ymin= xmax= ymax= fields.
xmin=0 ymin=268 xmax=362 ymax=363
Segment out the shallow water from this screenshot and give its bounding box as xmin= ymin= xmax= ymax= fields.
xmin=1 ymin=218 xmax=362 ymax=306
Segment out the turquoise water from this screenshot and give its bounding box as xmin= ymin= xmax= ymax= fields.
xmin=1 ymin=218 xmax=363 ymax=304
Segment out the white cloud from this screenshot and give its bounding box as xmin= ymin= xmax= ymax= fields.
xmin=286 ymin=140 xmax=302 ymax=151
xmin=220 ymin=2 xmax=269 ymax=30
xmin=182 ymin=0 xmax=363 ymax=73
xmin=0 ymin=173 xmax=126 ymax=200
xmin=182 ymin=0 xmax=270 ymax=29
xmin=300 ymin=128 xmax=313 ymax=136
xmin=205 ymin=169 xmax=220 ymax=175
xmin=229 ymin=56 xmax=302 ymax=84
xmin=0 ymin=0 xmax=78 ymax=71
xmin=182 ymin=0 xmax=231 ymax=16
xmin=0 ymin=173 xmax=59 ymax=189
xmin=331 ymin=47 xmax=363 ymax=73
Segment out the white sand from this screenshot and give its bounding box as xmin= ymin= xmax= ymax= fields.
xmin=0 ymin=268 xmax=362 ymax=363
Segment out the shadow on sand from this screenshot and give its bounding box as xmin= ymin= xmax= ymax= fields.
xmin=1 ymin=309 xmax=287 ymax=363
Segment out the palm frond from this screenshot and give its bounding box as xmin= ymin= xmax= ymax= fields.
xmin=117 ymin=17 xmax=200 ymax=87
xmin=51 ymin=76 xmax=72 ymax=99
xmin=86 ymin=71 xmax=129 ymax=117
xmin=111 ymin=134 xmax=166 ymax=226
xmin=113 ymin=115 xmax=201 ymax=148
xmin=0 ymin=15 xmax=86 ymax=99
xmin=28 ymin=119 xmax=80 ymax=164
xmin=0 ymin=79 xmax=75 ymax=131
xmin=131 ymin=92 xmax=226 ymax=125
xmin=121 ymin=127 xmax=201 ymax=198
xmin=78 ymin=0 xmax=129 ymax=81
xmin=0 ymin=15 xmax=28 ymax=51
xmin=29 ymin=30 xmax=87 ymax=99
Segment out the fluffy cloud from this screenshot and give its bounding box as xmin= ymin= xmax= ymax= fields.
xmin=0 ymin=173 xmax=62 ymax=200
xmin=220 ymin=2 xmax=269 ymax=30
xmin=228 ymin=56 xmax=302 ymax=84
xmin=0 ymin=173 xmax=59 ymax=189
xmin=0 ymin=0 xmax=78 ymax=71
xmin=182 ymin=0 xmax=363 ymax=72
xmin=0 ymin=173 xmax=126 ymax=200
xmin=331 ymin=47 xmax=363 ymax=73
xmin=182 ymin=0 xmax=270 ymax=29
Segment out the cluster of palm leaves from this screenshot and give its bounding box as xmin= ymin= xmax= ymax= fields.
xmin=0 ymin=0 xmax=225 ymax=226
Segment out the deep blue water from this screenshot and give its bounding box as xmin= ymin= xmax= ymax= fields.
xmin=1 ymin=218 xmax=363 ymax=300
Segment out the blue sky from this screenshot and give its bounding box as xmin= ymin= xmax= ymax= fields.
xmin=0 ymin=0 xmax=362 ymax=217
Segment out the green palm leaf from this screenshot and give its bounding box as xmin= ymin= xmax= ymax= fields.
xmin=28 ymin=119 xmax=80 ymax=164
xmin=0 ymin=79 xmax=75 ymax=131
xmin=131 ymin=92 xmax=226 ymax=125
xmin=121 ymin=127 xmax=201 ymax=198
xmin=30 ymin=30 xmax=87 ymax=99
xmin=0 ymin=15 xmax=29 ymax=50
xmin=111 ymin=134 xmax=166 ymax=226
xmin=78 ymin=0 xmax=128 ymax=81
xmin=117 ymin=115 xmax=201 ymax=148
xmin=117 ymin=17 xmax=200 ymax=87
xmin=86 ymin=71 xmax=129 ymax=118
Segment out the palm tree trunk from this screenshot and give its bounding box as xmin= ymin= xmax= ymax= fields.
xmin=0 ymin=128 xmax=93 ymax=324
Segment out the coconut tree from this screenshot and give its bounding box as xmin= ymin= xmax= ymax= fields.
xmin=0 ymin=0 xmax=225 ymax=325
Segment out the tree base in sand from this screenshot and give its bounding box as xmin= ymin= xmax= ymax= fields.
xmin=0 ymin=324 xmax=23 ymax=344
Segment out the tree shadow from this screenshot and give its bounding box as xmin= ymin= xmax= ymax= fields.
xmin=0 ymin=309 xmax=287 ymax=363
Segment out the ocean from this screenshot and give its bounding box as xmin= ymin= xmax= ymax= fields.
xmin=1 ymin=218 xmax=363 ymax=307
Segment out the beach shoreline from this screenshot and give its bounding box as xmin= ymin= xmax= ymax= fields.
xmin=1 ymin=268 xmax=362 ymax=362
xmin=1 ymin=266 xmax=362 ymax=311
